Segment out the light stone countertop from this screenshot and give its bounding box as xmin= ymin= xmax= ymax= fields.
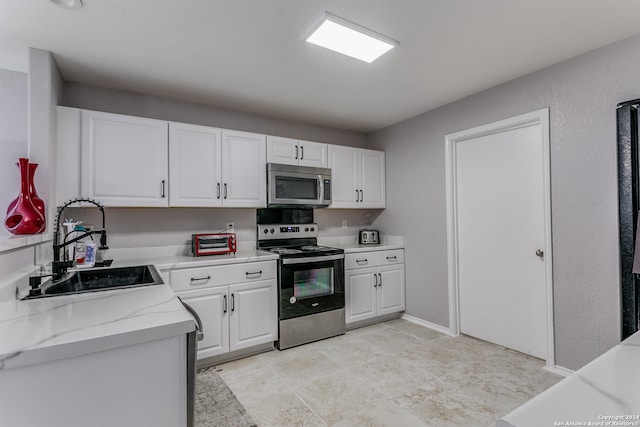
xmin=318 ymin=235 xmax=405 ymax=253
xmin=498 ymin=331 xmax=640 ymax=427
xmin=0 ymin=245 xmax=278 ymax=371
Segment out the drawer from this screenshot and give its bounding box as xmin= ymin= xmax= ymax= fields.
xmin=170 ymin=260 xmax=276 ymax=292
xmin=345 ymin=249 xmax=404 ymax=270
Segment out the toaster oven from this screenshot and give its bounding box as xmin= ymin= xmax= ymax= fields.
xmin=192 ymin=233 xmax=237 ymax=256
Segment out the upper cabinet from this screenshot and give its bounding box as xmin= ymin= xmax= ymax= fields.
xmin=81 ymin=110 xmax=169 ymax=207
xmin=221 ymin=130 xmax=267 ymax=207
xmin=168 ymin=124 xmax=267 ymax=208
xmin=328 ymin=145 xmax=386 ymax=208
xmin=266 ymin=136 xmax=328 ymax=168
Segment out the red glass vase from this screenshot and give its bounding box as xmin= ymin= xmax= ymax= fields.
xmin=4 ymin=158 xmax=45 ymax=235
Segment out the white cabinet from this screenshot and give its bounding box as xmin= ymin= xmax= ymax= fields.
xmin=221 ymin=130 xmax=267 ymax=207
xmin=267 ymin=135 xmax=328 ymax=168
xmin=168 ymin=124 xmax=267 ymax=208
xmin=169 ymin=122 xmax=222 ymax=207
xmin=80 ymin=110 xmax=169 ymax=207
xmin=171 ymin=261 xmax=277 ymax=359
xmin=345 ymin=249 xmax=405 ymax=324
xmin=328 ymin=145 xmax=385 ymax=208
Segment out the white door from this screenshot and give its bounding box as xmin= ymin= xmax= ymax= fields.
xmin=454 ymin=119 xmax=548 ymax=359
xmin=168 ymin=122 xmax=222 ymax=207
xmin=81 ymin=110 xmax=168 ymax=207
xmin=266 ymin=135 xmax=299 ymax=166
xmin=345 ymin=267 xmax=377 ymax=323
xmin=378 ymin=265 xmax=405 ymax=316
xmin=229 ymin=279 xmax=277 ymax=351
xmin=328 ymin=145 xmax=359 ymax=208
xmin=360 ymin=149 xmax=386 ymax=208
xmin=221 ymin=130 xmax=266 ymax=207
xmin=178 ymin=287 xmax=229 ymax=359
xmin=298 ymin=140 xmax=328 ymax=168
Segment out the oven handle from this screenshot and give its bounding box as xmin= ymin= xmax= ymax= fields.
xmin=281 ymin=254 xmax=344 ymax=265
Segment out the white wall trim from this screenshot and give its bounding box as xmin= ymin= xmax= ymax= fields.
xmin=444 ymin=108 xmax=555 ymax=368
xmin=402 ymin=313 xmax=457 ymax=336
xmin=544 ymin=364 xmax=573 ymax=378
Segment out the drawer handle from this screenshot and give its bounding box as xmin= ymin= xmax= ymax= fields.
xmin=356 ymin=259 xmax=368 ymax=265
xmin=190 ymin=276 xmax=211 ymax=284
xmin=386 ymin=256 xmax=397 ymax=261
xmin=246 ymin=270 xmax=262 ymax=278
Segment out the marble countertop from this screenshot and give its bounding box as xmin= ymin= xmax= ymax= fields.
xmin=498 ymin=331 xmax=640 ymax=426
xmin=318 ymin=235 xmax=405 ymax=253
xmin=0 ymin=247 xmax=277 ymax=372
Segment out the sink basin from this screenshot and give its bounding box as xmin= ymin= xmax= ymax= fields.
xmin=26 ymin=265 xmax=164 ymax=299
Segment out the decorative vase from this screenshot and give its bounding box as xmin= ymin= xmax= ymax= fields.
xmin=4 ymin=158 xmax=45 ymax=235
xmin=28 ymin=162 xmax=45 ymax=222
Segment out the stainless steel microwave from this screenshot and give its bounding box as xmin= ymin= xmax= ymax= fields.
xmin=267 ymin=163 xmax=332 ymax=207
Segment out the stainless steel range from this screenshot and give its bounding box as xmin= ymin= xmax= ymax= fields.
xmin=257 ymin=223 xmax=345 ymax=349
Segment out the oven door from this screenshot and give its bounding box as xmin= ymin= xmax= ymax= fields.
xmin=278 ymin=255 xmax=344 ymax=320
xmin=268 ymin=171 xmax=326 ymax=207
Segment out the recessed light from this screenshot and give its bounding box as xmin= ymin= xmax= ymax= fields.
xmin=304 ymin=12 xmax=397 ymax=63
xmin=48 ymin=0 xmax=83 ymax=10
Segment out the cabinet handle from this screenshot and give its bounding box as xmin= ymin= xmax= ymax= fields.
xmin=378 ymin=273 xmax=382 ymax=287
xmin=231 ymin=294 xmax=235 ymax=312
xmin=359 ymin=189 xmax=363 ymax=202
xmin=373 ymin=273 xmax=378 ymax=287
xmin=161 ymin=180 xmax=166 ymax=198
xmin=356 ymin=259 xmax=368 ymax=265
xmin=223 ymin=294 xmax=227 ymax=313
xmin=189 ymin=276 xmax=211 ymax=284
xmin=386 ymin=256 xmax=397 ymax=262
xmin=355 ymin=190 xmax=359 ymax=202
xmin=246 ymin=270 xmax=262 ymax=278
xmin=295 ymin=145 xmax=299 ymax=160
xmin=217 ymin=183 xmax=221 ymax=199
xmin=224 ymin=183 xmax=228 ymax=199
xmin=301 ymin=145 xmax=304 ymax=160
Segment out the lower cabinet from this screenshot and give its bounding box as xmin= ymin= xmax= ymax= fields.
xmin=171 ymin=261 xmax=277 ymax=360
xmin=345 ymin=249 xmax=405 ymax=324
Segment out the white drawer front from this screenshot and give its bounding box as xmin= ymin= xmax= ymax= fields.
xmin=170 ymin=261 xmax=276 ymax=291
xmin=345 ymin=249 xmax=404 ymax=270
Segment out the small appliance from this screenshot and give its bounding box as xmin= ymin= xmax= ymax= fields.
xmin=267 ymin=163 xmax=332 ymax=207
xmin=191 ymin=233 xmax=236 ymax=256
xmin=359 ymin=229 xmax=380 ymax=245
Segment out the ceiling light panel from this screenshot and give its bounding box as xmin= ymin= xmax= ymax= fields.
xmin=305 ymin=12 xmax=397 ymax=63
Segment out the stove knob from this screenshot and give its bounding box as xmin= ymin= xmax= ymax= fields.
xmin=263 ymin=228 xmax=269 ymax=234
xmin=305 ymin=227 xmax=309 ymax=232
xmin=270 ymin=228 xmax=275 ymax=234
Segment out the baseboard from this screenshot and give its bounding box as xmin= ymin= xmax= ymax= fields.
xmin=401 ymin=313 xmax=456 ymax=337
xmin=544 ymin=364 xmax=573 ymax=377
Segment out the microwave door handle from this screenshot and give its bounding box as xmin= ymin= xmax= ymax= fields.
xmin=318 ymin=175 xmax=322 ymax=204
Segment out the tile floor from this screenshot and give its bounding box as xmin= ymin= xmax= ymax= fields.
xmin=216 ymin=318 xmax=562 ymax=426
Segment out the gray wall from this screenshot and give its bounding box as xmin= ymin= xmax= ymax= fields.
xmin=368 ymin=34 xmax=640 ymax=370
xmin=0 ymin=69 xmax=28 ymax=237
xmin=62 ymin=82 xmax=367 ymax=148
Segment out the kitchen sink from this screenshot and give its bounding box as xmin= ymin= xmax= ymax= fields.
xmin=25 ymin=265 xmax=164 ymax=299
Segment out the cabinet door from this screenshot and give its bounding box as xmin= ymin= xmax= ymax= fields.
xmin=298 ymin=140 xmax=328 ymax=168
xmin=228 ymin=279 xmax=277 ymax=351
xmin=345 ymin=267 xmax=377 ymax=324
xmin=377 ymin=265 xmax=405 ymax=316
xmin=328 ymin=145 xmax=359 ymax=208
xmin=81 ymin=110 xmax=169 ymax=207
xmin=266 ymin=135 xmax=299 ymax=166
xmin=178 ymin=287 xmax=229 ymax=359
xmin=221 ymin=130 xmax=267 ymax=207
xmin=360 ymin=149 xmax=386 ymax=208
xmin=169 ymin=122 xmax=222 ymax=207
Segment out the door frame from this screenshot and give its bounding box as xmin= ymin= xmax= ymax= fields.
xmin=445 ymin=108 xmax=554 ymax=367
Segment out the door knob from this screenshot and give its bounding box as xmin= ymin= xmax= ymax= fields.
xmin=535 ymin=249 xmax=544 ymax=258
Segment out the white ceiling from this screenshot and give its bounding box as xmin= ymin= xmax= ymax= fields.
xmin=2 ymin=0 xmax=640 ymax=132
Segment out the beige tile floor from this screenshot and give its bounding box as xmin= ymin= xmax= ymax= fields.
xmin=216 ymin=318 xmax=562 ymax=427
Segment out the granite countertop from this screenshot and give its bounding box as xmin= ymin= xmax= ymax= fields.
xmin=498 ymin=331 xmax=640 ymax=426
xmin=0 ymin=246 xmax=277 ymax=371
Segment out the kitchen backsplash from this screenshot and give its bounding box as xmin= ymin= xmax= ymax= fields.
xmin=64 ymin=207 xmax=382 ymax=249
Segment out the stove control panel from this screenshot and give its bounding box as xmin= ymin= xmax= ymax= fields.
xmin=257 ymin=223 xmax=318 ymax=240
